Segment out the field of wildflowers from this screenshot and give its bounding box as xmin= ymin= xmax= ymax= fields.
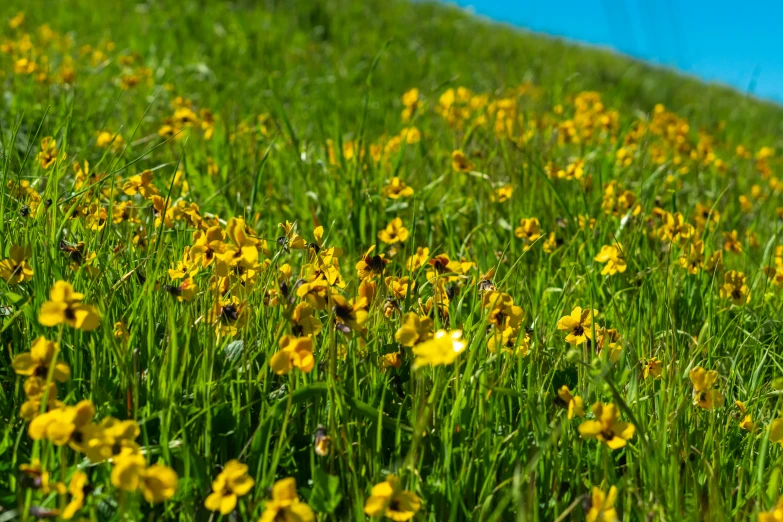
xmin=2 ymin=0 xmax=783 ymax=520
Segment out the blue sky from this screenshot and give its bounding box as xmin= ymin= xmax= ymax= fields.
xmin=445 ymin=0 xmax=783 ymax=104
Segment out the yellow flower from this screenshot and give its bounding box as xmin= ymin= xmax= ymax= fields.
xmin=382 ymin=177 xmax=414 ymax=199
xmin=297 ymin=276 xmax=330 ymax=310
xmin=642 ymin=357 xmax=663 ymax=379
xmin=165 ymin=278 xmax=199 ymax=302
xmin=579 ymin=214 xmax=596 ymax=230
xmin=381 ymin=352 xmax=402 ymax=371
xmin=406 ymin=247 xmax=430 ymax=271
xmin=122 ymin=169 xmax=159 ymax=198
xmin=760 ymin=495 xmax=783 ymax=522
xmin=112 ymin=451 xmax=147 ymax=492
xmin=738 ymin=414 xmax=756 ymax=432
xmin=401 ymin=88 xmax=420 ymax=122
xmin=20 ymin=377 xmax=62 ymax=420
xmin=291 ymin=302 xmax=323 ymax=336
xmin=556 ymin=307 xmax=598 ymax=346
xmin=204 ymin=460 xmax=255 ymax=515
xmin=586 ymin=486 xmax=618 ymax=522
xmin=359 ymin=279 xmax=377 ymax=304
xmin=0 ymin=245 xmax=34 ymax=283
xmin=37 ymin=137 xmax=59 ymax=169
xmin=278 ymin=220 xmax=307 ymax=249
xmin=491 ymin=184 xmax=513 ymax=202
xmin=402 ymin=88 xmax=419 ymax=107
xmin=200 ymin=109 xmax=216 ymax=140
xmin=601 ymin=181 xmax=640 ymax=217
xmin=87 ymin=417 xmax=141 ymax=462
xmin=482 ymin=291 xmax=525 ymax=333
xmin=207 ymin=296 xmax=248 ymax=337
xmin=542 ymin=232 xmax=559 ymax=254
xmin=331 ymin=294 xmax=369 ymax=333
xmin=689 ymin=367 xmax=724 ymax=410
xmin=770 ymin=419 xmax=783 ymax=445
xmin=705 ymin=250 xmax=724 ymax=273
xmin=399 ymin=125 xmax=420 ymax=144
xmin=9 ymin=11 xmax=24 ymax=29
xmin=191 ymin=226 xmax=226 ymax=267
xmin=378 ymin=217 xmax=410 ymax=245
xmin=28 ymin=400 xmax=97 ymax=448
xmin=578 ymin=402 xmax=635 ymax=450
xmin=487 ymin=326 xmax=530 ymax=355
xmin=96 ymin=130 xmax=124 ymax=150
xmin=141 ymin=464 xmax=179 ymax=504
xmin=62 ymin=471 xmax=88 ymax=519
xmin=723 ymin=230 xmax=743 ymax=254
xmin=19 ymin=459 xmax=65 ymax=495
xmin=514 ymin=217 xmax=542 ymax=248
xmin=719 ymin=270 xmax=750 ymax=305
xmin=15 ymin=57 xmax=37 ymax=75
xmin=678 ymin=240 xmax=704 ymax=275
xmin=385 ymin=276 xmax=415 ymax=299
xmin=168 ymin=247 xmax=199 ymax=280
xmin=411 ymin=330 xmax=466 ymax=369
xmin=596 ymin=327 xmax=622 ymax=363
xmin=556 ymin=385 xmax=585 ymax=419
xmin=657 ymin=212 xmax=695 ymax=245
xmin=693 ymin=202 xmax=720 ymax=230
xmin=207 ymin=157 xmax=219 ymax=176
xmin=733 ymin=402 xmax=756 ymax=432
xmin=270 ymin=336 xmax=315 ymax=375
xmin=222 ymin=217 xmax=261 ymax=269
xmin=111 ymin=450 xmax=177 ymax=503
xmin=594 ymin=244 xmax=626 ymax=275
xmin=114 ymin=321 xmax=130 ymax=343
xmin=395 ymin=312 xmax=433 ymax=347
xmin=451 ymin=149 xmax=474 ymax=172
xmin=364 ymin=475 xmax=422 ymax=521
xmin=12 ymin=336 xmax=70 ymax=382
xmin=356 ymin=246 xmax=389 ymax=280
xmin=38 ymin=281 xmax=100 ymax=331
xmin=258 ymin=477 xmax=315 ymax=522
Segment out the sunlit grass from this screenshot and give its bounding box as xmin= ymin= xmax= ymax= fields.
xmin=1 ymin=1 xmax=783 ymax=521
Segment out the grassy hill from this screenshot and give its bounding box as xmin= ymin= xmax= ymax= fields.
xmin=1 ymin=0 xmax=783 ymax=521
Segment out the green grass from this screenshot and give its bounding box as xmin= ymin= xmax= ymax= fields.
xmin=1 ymin=0 xmax=783 ymax=520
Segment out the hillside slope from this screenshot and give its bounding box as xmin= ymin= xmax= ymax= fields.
xmin=1 ymin=1 xmax=783 ymax=521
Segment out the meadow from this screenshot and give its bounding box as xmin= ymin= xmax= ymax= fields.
xmin=2 ymin=0 xmax=783 ymax=520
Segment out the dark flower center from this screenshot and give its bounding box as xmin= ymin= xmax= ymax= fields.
xmin=164 ymin=284 xmax=182 ymax=296
xmin=221 ymin=304 xmax=239 ymax=322
xmin=368 ymin=255 xmax=385 ymax=272
xmin=432 ymin=259 xmax=447 ymax=273
xmin=389 ymin=498 xmax=402 ymax=512
xmin=335 ymin=305 xmax=352 ymax=320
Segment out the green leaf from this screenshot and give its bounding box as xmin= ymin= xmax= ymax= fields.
xmin=306 ymin=467 xmax=342 ymax=514
xmin=224 ymin=340 xmax=244 ymax=362
xmin=3 ymin=291 xmax=23 ymax=304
